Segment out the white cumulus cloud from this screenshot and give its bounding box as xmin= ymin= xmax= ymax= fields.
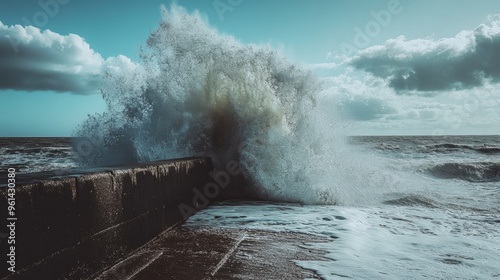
xmin=349 ymin=16 xmax=500 ymax=94
xmin=0 ymin=22 xmax=137 ymax=94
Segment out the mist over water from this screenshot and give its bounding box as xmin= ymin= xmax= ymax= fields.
xmin=74 ymin=4 xmax=395 ymax=205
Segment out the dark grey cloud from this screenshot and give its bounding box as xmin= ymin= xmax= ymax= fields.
xmin=0 ymin=22 xmax=106 ymax=94
xmin=349 ymin=19 xmax=500 ymax=93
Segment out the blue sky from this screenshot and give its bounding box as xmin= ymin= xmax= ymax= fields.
xmin=1 ymin=0 xmax=500 ymax=136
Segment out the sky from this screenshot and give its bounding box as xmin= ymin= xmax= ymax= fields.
xmin=0 ymin=0 xmax=499 ymax=136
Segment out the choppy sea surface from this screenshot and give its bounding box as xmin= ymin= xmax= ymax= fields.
xmin=1 ymin=136 xmax=499 ymax=279
xmin=0 ymin=137 xmax=76 ymax=175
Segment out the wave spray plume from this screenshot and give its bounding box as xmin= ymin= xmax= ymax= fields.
xmin=75 ymin=4 xmax=391 ymax=205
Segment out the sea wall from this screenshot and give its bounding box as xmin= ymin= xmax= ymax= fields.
xmin=0 ymin=157 xmax=213 ymax=280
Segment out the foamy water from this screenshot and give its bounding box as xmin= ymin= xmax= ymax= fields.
xmin=185 ymin=136 xmax=500 ymax=279
xmin=187 ymin=141 xmax=500 ymax=279
xmin=182 ymin=136 xmax=500 ymax=279
xmin=186 ymin=200 xmax=500 ymax=279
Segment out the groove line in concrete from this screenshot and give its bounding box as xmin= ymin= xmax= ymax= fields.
xmin=209 ymin=232 xmax=247 ymax=277
xmin=126 ymin=251 xmax=164 ymax=280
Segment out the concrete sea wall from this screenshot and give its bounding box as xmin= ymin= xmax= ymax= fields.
xmin=0 ymin=157 xmax=213 ymax=280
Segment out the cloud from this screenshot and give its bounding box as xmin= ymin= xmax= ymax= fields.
xmin=340 ymin=95 xmax=396 ymax=121
xmin=321 ymin=75 xmax=398 ymax=121
xmin=0 ymin=22 xmax=136 ymax=94
xmin=320 ymin=73 xmax=500 ymax=135
xmin=349 ymin=17 xmax=500 ymax=93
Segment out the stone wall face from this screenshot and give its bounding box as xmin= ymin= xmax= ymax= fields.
xmin=0 ymin=157 xmax=213 ymax=280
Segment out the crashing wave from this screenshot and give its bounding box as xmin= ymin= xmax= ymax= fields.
xmin=426 ymin=162 xmax=500 ymax=182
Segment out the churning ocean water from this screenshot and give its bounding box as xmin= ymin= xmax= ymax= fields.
xmin=1 ymin=135 xmax=499 ymax=279
xmin=186 ymin=135 xmax=500 ymax=279
xmin=0 ymin=137 xmax=76 ymax=175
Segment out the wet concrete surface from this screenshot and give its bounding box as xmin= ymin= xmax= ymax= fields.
xmin=95 ymin=226 xmax=331 ymax=279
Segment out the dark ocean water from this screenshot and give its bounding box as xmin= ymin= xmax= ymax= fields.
xmin=0 ymin=137 xmax=75 ymax=175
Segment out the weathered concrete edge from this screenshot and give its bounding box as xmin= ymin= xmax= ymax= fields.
xmin=0 ymin=157 xmax=213 ymax=280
